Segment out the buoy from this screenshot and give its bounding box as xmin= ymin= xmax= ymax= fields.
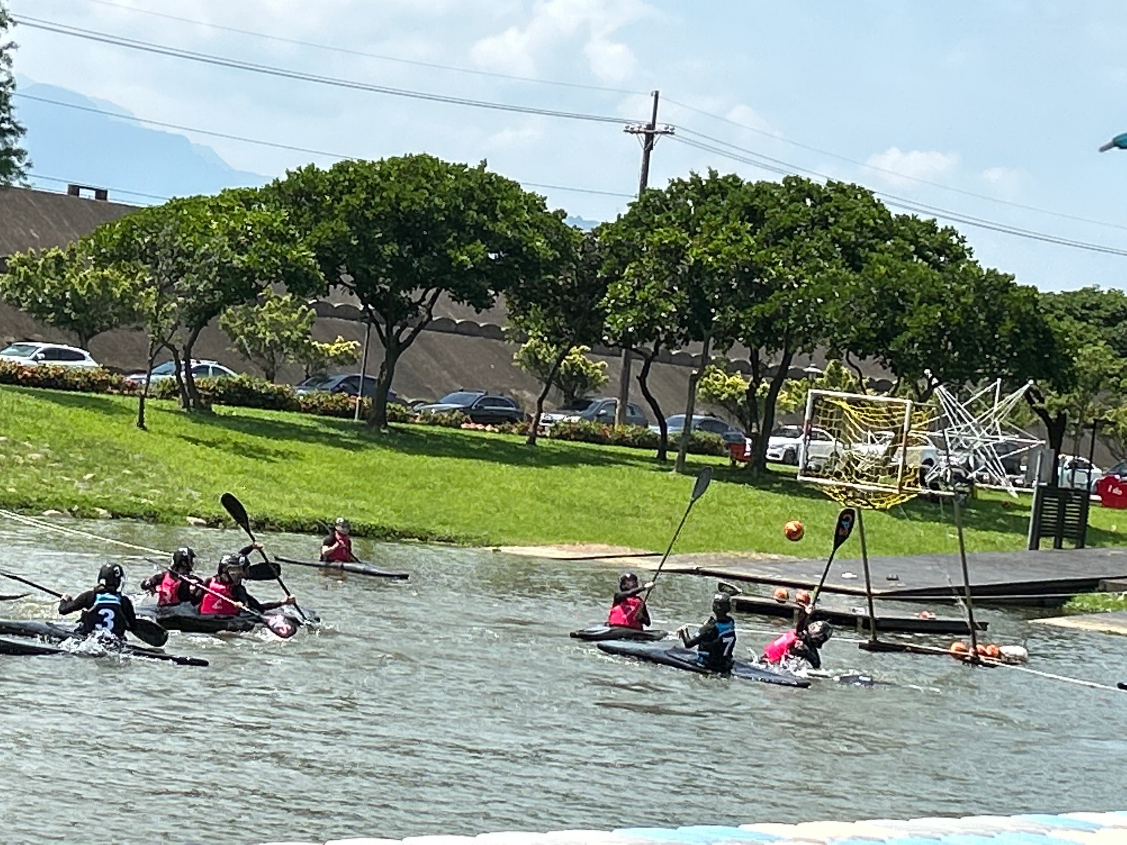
xmin=976 ymin=644 xmax=988 ymax=656
xmin=784 ymin=520 xmax=805 ymax=541
xmin=773 ymin=587 xmax=790 ymax=603
xmin=795 ymin=589 xmax=811 ymax=605
xmin=985 ymin=644 xmax=1002 ymax=659
xmin=950 ymin=640 xmax=969 ymax=654
xmin=1000 ymin=645 xmax=1029 ymax=664
xmin=917 ymin=610 xmax=936 ymax=620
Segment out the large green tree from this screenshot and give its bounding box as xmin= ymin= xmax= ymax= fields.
xmin=0 ymin=3 xmax=28 ymax=185
xmin=270 ymin=155 xmax=574 ymax=429
xmin=220 ymin=288 xmax=316 ymax=383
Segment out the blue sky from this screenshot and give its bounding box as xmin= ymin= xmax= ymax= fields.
xmin=8 ymin=0 xmax=1127 ymax=291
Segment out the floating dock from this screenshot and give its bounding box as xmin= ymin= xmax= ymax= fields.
xmin=730 ymin=595 xmax=987 ymax=635
xmin=264 ymin=810 xmax=1127 ymax=844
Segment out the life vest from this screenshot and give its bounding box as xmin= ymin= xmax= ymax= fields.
xmin=156 ymin=572 xmax=183 ymax=606
xmin=83 ymin=590 xmax=125 ymax=636
xmin=607 ymin=596 xmax=645 ymax=629
xmin=696 ymin=618 xmax=736 ymax=668
xmin=763 ymin=630 xmax=799 ymax=664
xmin=199 ymin=579 xmax=240 ymax=616
xmin=324 ymin=533 xmax=353 ymax=563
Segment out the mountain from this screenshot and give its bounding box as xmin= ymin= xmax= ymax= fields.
xmin=565 ymin=215 xmax=601 ymax=230
xmin=14 ymin=79 xmax=266 ymax=203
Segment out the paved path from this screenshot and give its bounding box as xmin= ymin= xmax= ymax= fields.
xmin=264 ymin=810 xmax=1127 ymax=844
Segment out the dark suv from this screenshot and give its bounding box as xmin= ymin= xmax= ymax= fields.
xmin=294 ymin=373 xmax=398 ymax=405
xmin=416 ymin=391 xmax=525 ymax=424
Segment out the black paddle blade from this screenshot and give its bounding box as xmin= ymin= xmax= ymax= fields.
xmin=220 ymin=493 xmax=251 ymax=533
xmin=716 ymin=581 xmax=743 ymax=596
xmin=246 ymin=560 xmax=282 ymax=582
xmin=133 ymin=618 xmax=169 ymax=647
xmin=691 ymin=466 xmax=714 ymax=502
xmin=833 ymin=508 xmax=857 ymax=551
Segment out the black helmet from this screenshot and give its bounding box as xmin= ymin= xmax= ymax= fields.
xmin=334 ymin=517 xmax=351 ymax=534
xmin=619 ymin=572 xmax=639 ymax=591
xmin=806 ymin=620 xmax=833 ymax=646
xmin=712 ymin=592 xmax=732 ymax=616
xmin=172 ymin=547 xmax=196 ymax=573
xmin=218 ymin=553 xmax=247 ymax=581
xmin=98 ymin=563 xmax=123 ymax=592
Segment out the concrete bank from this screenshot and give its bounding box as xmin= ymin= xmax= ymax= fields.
xmin=263 ymin=810 xmax=1127 ymax=844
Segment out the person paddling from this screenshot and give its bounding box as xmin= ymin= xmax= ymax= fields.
xmin=320 ymin=517 xmax=357 ymax=563
xmin=607 ymin=572 xmax=654 ymax=630
xmin=677 ymin=592 xmax=737 ymax=672
xmin=762 ymin=598 xmax=833 ymax=670
xmin=141 ymin=547 xmax=201 ymax=607
xmin=57 ymin=564 xmax=139 ymax=641
xmin=199 ymin=552 xmax=294 ymax=617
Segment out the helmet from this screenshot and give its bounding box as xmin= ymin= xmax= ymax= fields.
xmin=712 ymin=592 xmax=732 ymax=616
xmin=98 ymin=563 xmax=124 ymax=592
xmin=334 ymin=517 xmax=351 ymax=535
xmin=806 ymin=620 xmax=833 ymax=646
xmin=172 ymin=547 xmax=196 ymax=573
xmin=619 ymin=572 xmax=639 ymax=591
xmin=218 ymin=554 xmax=247 ymax=581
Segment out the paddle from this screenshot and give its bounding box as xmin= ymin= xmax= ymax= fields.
xmin=165 ymin=569 xmax=297 ymax=638
xmin=0 ymin=568 xmax=168 ymax=647
xmin=810 ymin=508 xmax=857 ymax=609
xmin=640 ymin=466 xmax=713 ymax=606
xmin=220 ymin=493 xmax=308 ymax=621
xmin=0 ymin=593 xmax=28 ymax=601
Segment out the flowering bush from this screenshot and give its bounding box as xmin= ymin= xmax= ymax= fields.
xmin=0 ymin=361 xmax=135 ymax=394
xmin=548 ymin=419 xmax=728 ymax=455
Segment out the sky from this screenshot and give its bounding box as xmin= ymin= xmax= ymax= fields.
xmin=7 ymin=0 xmax=1127 ymax=291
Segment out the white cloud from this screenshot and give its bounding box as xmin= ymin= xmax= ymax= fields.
xmin=866 ymin=147 xmax=960 ymax=188
xmin=725 ymin=104 xmax=775 ymax=136
xmin=584 ymin=38 xmax=636 ymax=83
xmin=980 ymin=165 xmax=1028 ymax=197
xmin=470 ymin=26 xmax=537 ymax=76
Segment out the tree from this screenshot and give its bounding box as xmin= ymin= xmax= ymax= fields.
xmin=0 ymin=3 xmax=28 ymax=185
xmin=270 ymin=155 xmax=574 ymax=429
xmin=87 ymin=190 xmax=321 ymax=411
xmin=697 ymin=364 xmax=762 ymax=435
xmin=775 ymin=360 xmax=863 ymax=417
xmin=220 ymin=289 xmax=316 ymax=382
xmin=507 ymin=230 xmax=607 ymax=444
xmin=0 ymin=243 xmax=143 ymax=347
xmin=293 ymin=336 xmax=360 ymax=380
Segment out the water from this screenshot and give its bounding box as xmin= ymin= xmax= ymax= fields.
xmin=0 ymin=520 xmax=1125 ymax=844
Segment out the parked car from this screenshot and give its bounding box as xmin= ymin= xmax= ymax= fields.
xmin=416 ymin=390 xmax=525 ymax=425
xmin=125 ymin=359 xmax=237 ymax=386
xmin=294 ymin=373 xmax=398 ymax=405
xmin=0 ymin=342 xmax=99 ymax=370
xmin=653 ymin=414 xmax=745 ymax=444
xmin=766 ymin=425 xmax=838 ymax=467
xmin=539 ymin=397 xmax=649 ymax=428
xmin=1057 ymin=455 xmax=1103 ymax=492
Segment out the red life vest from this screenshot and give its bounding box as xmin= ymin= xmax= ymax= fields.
xmin=156 ymin=572 xmax=182 ymax=606
xmin=199 ymin=578 xmax=240 ymax=616
xmin=324 ymin=532 xmax=353 ymax=563
xmin=607 ymin=596 xmax=645 ymax=629
xmin=763 ymin=630 xmax=799 ymax=663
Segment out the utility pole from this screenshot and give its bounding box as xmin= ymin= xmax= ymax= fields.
xmin=614 ymin=90 xmax=675 ymax=427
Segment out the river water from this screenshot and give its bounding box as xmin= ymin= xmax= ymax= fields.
xmin=0 ymin=520 xmax=1124 ymax=844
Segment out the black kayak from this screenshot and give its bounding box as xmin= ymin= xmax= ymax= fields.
xmin=570 ymin=625 xmax=668 ymax=642
xmin=595 ymin=641 xmax=810 ymax=688
xmin=0 ymin=634 xmax=208 ymax=666
xmin=136 ymin=603 xmax=305 ymax=635
xmin=0 ymin=619 xmax=80 ymax=642
xmin=275 ymin=555 xmax=409 ymax=580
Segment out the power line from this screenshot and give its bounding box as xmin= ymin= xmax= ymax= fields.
xmin=12 ymin=15 xmax=631 ymax=126
xmin=671 ymin=135 xmax=1127 ymax=258
xmin=62 ymin=0 xmax=646 ymax=97
xmin=669 ymin=99 xmax=1127 ymax=234
xmin=28 ymin=172 xmax=168 ymax=202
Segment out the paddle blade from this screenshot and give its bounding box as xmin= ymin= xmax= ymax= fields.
xmin=833 ymin=508 xmax=857 ymax=552
xmin=246 ymin=560 xmax=281 ymax=581
xmin=220 ymin=493 xmax=251 ymax=532
xmin=134 ymin=617 xmax=169 ymax=647
xmin=691 ymin=466 xmax=713 ymax=502
xmin=265 ymin=615 xmax=298 ymax=639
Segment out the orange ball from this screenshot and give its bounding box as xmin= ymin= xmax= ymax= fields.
xmin=773 ymin=587 xmax=790 ymax=603
xmin=985 ymin=644 xmax=1002 ymax=659
xmin=795 ymin=590 xmax=811 ymax=605
xmin=784 ymin=520 xmax=805 ymax=541
xmin=950 ymin=641 xmax=969 ymax=654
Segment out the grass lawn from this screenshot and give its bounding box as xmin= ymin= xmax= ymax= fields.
xmin=1 ymin=384 xmax=1125 ymax=557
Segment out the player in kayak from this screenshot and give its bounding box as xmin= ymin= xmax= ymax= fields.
xmin=762 ymin=599 xmax=833 ymax=669
xmin=199 ymin=549 xmax=295 ymax=617
xmin=320 ymin=517 xmax=357 ymax=563
xmin=140 ymin=547 xmax=202 ymax=607
xmin=57 ymin=563 xmax=139 ymax=640
xmin=607 ymin=572 xmax=654 ymax=630
xmin=677 ymin=592 xmax=737 ymax=672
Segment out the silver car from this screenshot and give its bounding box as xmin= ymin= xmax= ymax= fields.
xmin=0 ymin=342 xmax=100 ymax=369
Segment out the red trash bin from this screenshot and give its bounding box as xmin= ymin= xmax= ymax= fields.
xmin=1096 ymin=474 xmax=1127 ymax=508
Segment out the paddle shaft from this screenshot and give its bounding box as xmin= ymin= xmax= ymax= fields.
xmin=640 ymin=499 xmax=698 ymax=606
xmin=166 ymin=569 xmax=276 ymax=626
xmin=221 ymin=493 xmax=305 ymax=617
xmin=0 ymin=569 xmax=62 ymax=598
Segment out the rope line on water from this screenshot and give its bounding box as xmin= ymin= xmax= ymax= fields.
xmin=0 ymin=508 xmax=169 ymax=558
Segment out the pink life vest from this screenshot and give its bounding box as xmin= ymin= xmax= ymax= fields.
xmin=324 ymin=533 xmax=353 ymax=563
xmin=763 ymin=630 xmax=799 ymax=663
xmin=156 ymin=572 xmax=182 ymax=606
xmin=607 ymin=596 xmax=645 ymax=629
xmin=199 ymin=578 xmax=240 ymax=616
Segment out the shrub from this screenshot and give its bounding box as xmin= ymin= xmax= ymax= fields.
xmin=0 ymin=362 xmax=136 ymax=394
xmin=415 ymin=409 xmax=467 ymax=428
xmin=548 ymin=420 xmax=728 ymax=456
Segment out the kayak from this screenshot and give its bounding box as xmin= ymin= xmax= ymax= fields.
xmin=136 ymin=603 xmax=306 ymax=635
xmin=0 ymin=619 xmax=80 ymax=642
xmin=0 ymin=634 xmax=208 ymax=666
xmin=595 ymin=641 xmax=810 ymax=688
xmin=570 ymin=625 xmax=668 ymax=642
xmin=274 ymin=555 xmax=409 ymax=580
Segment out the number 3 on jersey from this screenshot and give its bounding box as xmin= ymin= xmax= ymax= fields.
xmin=95 ymin=607 xmax=116 ymax=631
